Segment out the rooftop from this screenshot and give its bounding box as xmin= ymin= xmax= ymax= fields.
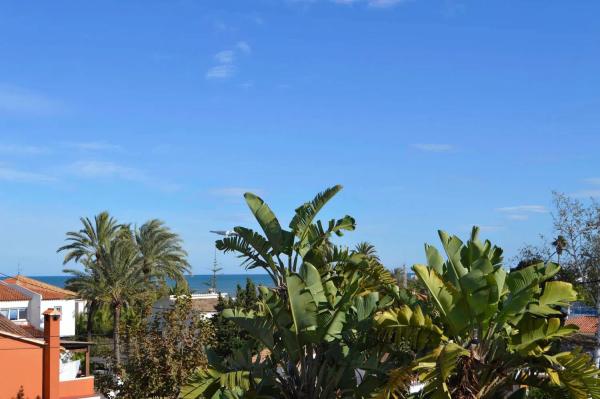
xmin=567 ymin=316 xmax=598 ymax=334
xmin=3 ymin=275 xmax=77 ymax=300
xmin=0 ymin=314 xmax=34 ymax=337
xmin=0 ymin=282 xmax=30 ymax=302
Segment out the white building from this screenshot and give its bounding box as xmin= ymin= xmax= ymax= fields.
xmin=153 ymin=292 xmax=225 ymax=319
xmin=0 ymin=275 xmax=84 ymax=337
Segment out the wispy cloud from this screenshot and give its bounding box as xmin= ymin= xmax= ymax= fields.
xmin=64 ymin=141 xmax=122 ymax=152
xmin=67 ymin=161 xmax=179 ymax=191
xmin=496 ymin=205 xmax=548 ymax=214
xmin=583 ymin=177 xmax=600 ymax=185
xmin=330 ymin=0 xmax=409 ymax=7
xmin=206 ymin=41 xmax=252 ymax=81
xmin=412 ymin=143 xmax=455 ymax=153
xmin=68 ymin=160 xmax=143 ymax=180
xmin=237 ymin=41 xmax=252 ymax=54
xmin=367 ymin=0 xmax=409 ymax=7
xmin=0 ymin=166 xmax=56 ymax=183
xmin=496 ymin=205 xmax=548 ymax=221
xmin=214 ymin=50 xmax=235 ymax=64
xmin=206 ymin=65 xmax=236 ymax=80
xmin=0 ymin=143 xmax=49 ymax=155
xmin=569 ymin=178 xmax=600 ymax=198
xmin=571 ymin=189 xmax=600 ymax=198
xmin=0 ymin=85 xmax=65 ymax=116
xmin=209 ymin=187 xmax=264 ymax=198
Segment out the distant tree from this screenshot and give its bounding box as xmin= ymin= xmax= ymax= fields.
xmin=116 ymin=295 xmax=214 ymax=399
xmin=211 ymin=278 xmax=260 ymax=358
xmin=60 ymin=213 xmax=190 ymax=367
xmin=59 ymin=211 xmax=121 ymax=342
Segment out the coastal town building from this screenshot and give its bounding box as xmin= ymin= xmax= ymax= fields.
xmin=0 ymin=308 xmax=98 ymax=399
xmin=0 ymin=275 xmax=85 ymax=337
xmin=154 ymin=292 xmax=224 ymax=319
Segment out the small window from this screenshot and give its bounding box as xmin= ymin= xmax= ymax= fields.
xmin=54 ymin=306 xmax=62 ymax=313
xmin=0 ymin=308 xmax=27 ymax=320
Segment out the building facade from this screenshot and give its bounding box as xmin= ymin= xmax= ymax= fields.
xmin=0 ymin=276 xmax=85 ymax=337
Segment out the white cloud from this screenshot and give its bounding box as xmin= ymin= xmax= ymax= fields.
xmin=367 ymin=0 xmax=408 ymax=7
xmin=206 ymin=64 xmax=235 ymax=80
xmin=67 ymin=160 xmax=179 ymax=192
xmin=0 ymin=143 xmax=49 ymax=155
xmin=68 ymin=160 xmax=143 ymax=180
xmin=206 ymin=42 xmax=251 ymax=81
xmin=209 ymin=187 xmax=264 ymax=198
xmin=412 ymin=143 xmax=455 ymax=153
xmin=571 ymin=190 xmax=600 ymax=198
xmin=64 ymin=141 xmax=122 ymax=151
xmin=496 ymin=205 xmax=548 ymax=214
xmin=237 ymin=41 xmax=252 ymax=54
xmin=496 ymin=205 xmax=548 ymax=221
xmin=214 ymin=50 xmax=235 ymax=64
xmin=507 ymin=214 xmax=530 ymax=221
xmin=0 ymin=166 xmax=55 ymax=183
xmin=0 ymin=85 xmax=65 ymax=116
xmin=583 ymin=177 xmax=600 ymax=185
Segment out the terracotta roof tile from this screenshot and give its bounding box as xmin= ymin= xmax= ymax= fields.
xmin=0 ymin=283 xmax=30 ymax=301
xmin=20 ymin=324 xmax=44 ymax=338
xmin=3 ymin=275 xmax=77 ymax=300
xmin=567 ymin=316 xmax=598 ymax=334
xmin=0 ymin=315 xmax=34 ymax=337
xmin=191 ymin=297 xmax=219 ymax=313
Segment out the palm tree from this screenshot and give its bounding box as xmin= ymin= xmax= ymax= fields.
xmin=134 ymin=219 xmax=190 ymax=285
xmin=63 ymin=261 xmax=106 ymax=342
xmin=552 ymin=234 xmax=568 ymax=265
xmin=59 ymin=211 xmax=121 ymax=341
xmin=354 ymin=241 xmax=380 ymax=261
xmin=96 ymin=238 xmax=150 ymax=366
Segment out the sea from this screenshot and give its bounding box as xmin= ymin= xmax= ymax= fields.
xmin=33 ymin=274 xmax=273 ymax=297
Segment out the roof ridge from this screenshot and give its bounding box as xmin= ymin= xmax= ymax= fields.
xmin=7 ymin=275 xmax=77 ymax=297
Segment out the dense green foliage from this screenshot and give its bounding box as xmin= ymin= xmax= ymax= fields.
xmin=377 ymin=227 xmax=600 ymax=398
xmin=183 ymin=187 xmax=599 ymax=399
xmin=212 ymin=279 xmax=260 ymax=358
xmin=112 ymin=296 xmax=214 ymax=399
xmin=59 ymin=211 xmax=190 ymax=366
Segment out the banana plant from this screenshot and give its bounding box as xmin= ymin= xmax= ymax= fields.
xmin=184 ymin=260 xmax=406 ymax=398
xmin=376 ymin=227 xmax=600 ymax=399
xmin=215 ymin=185 xmax=356 ymax=287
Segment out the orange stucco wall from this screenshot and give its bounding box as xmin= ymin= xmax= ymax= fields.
xmin=59 ymin=376 xmax=96 ymax=398
xmin=0 ymin=335 xmax=43 ymax=399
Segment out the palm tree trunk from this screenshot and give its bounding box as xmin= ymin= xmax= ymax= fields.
xmin=113 ymin=302 xmax=122 ymax=367
xmin=86 ymin=300 xmax=97 ymax=342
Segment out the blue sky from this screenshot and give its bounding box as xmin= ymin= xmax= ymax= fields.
xmin=0 ymin=1 xmax=599 ymax=275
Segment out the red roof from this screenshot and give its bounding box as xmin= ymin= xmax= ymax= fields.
xmin=0 ymin=315 xmax=34 ymax=337
xmin=567 ymin=316 xmax=598 ymax=334
xmin=3 ymin=276 xmax=77 ymax=300
xmin=0 ymin=283 xmax=30 ymax=301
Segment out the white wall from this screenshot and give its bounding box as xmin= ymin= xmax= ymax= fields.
xmin=40 ymin=299 xmax=77 ymax=337
xmin=0 ymin=300 xmax=30 ymax=325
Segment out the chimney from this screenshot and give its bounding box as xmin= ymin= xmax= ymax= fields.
xmin=43 ymin=308 xmax=61 ymax=399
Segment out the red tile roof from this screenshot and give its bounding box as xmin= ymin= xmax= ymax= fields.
xmin=20 ymin=324 xmax=44 ymax=338
xmin=0 ymin=283 xmax=30 ymax=301
xmin=3 ymin=276 xmax=77 ymax=300
xmin=567 ymin=316 xmax=598 ymax=334
xmin=0 ymin=315 xmax=34 ymax=337
xmin=191 ymin=297 xmax=219 ymax=313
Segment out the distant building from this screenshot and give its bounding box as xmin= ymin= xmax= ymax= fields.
xmin=0 ymin=275 xmax=86 ymax=337
xmin=153 ymin=292 xmax=226 ymax=319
